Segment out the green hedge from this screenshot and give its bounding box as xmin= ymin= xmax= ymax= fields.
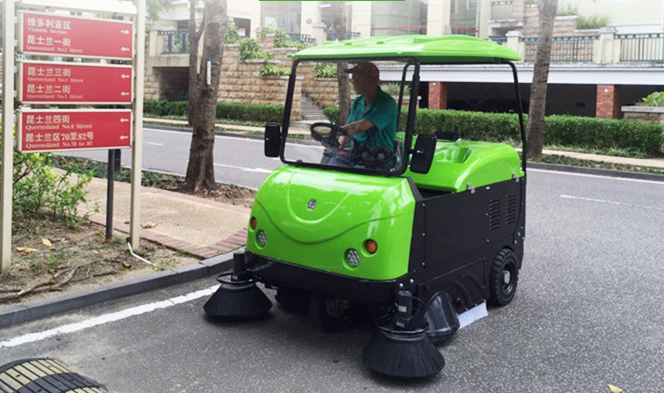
xmin=323 ymin=107 xmax=664 ymax=157
xmin=144 ymin=100 xmax=283 ymax=123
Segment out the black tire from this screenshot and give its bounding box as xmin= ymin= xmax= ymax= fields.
xmin=308 ymin=294 xmax=363 ymax=333
xmin=275 ymin=286 xmax=309 ymax=314
xmin=488 ymin=248 xmax=519 ymax=306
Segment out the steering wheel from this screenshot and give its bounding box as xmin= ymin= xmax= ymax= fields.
xmin=310 ymin=122 xmax=350 ymax=150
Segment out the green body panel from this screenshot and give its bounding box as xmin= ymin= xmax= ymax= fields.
xmin=291 ymin=35 xmax=521 ymax=64
xmin=246 ymin=166 xmax=416 ymax=281
xmin=405 ymin=140 xmax=524 ymax=192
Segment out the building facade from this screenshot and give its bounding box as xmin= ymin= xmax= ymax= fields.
xmin=148 ymin=0 xmax=663 ymax=118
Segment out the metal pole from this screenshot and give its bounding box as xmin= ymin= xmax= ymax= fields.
xmin=130 ymin=0 xmax=146 ymax=251
xmin=1 ymin=0 xmax=16 ymax=274
xmin=105 ymin=149 xmax=116 ymax=242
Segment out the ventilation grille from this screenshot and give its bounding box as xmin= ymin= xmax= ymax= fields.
xmin=505 ymin=194 xmax=517 ymax=226
xmin=488 ymin=198 xmax=502 ymax=230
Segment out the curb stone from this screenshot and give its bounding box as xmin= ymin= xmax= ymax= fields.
xmin=527 ymin=161 xmax=664 ymax=181
xmin=0 ymin=251 xmax=237 ymax=330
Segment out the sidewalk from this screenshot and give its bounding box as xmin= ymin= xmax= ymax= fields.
xmin=82 ymin=177 xmax=250 ymax=260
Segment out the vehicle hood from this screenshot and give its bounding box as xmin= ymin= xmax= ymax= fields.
xmin=254 ymin=166 xmax=415 ymax=244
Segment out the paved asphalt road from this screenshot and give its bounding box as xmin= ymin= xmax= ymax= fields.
xmin=66 ymin=127 xmax=320 ymax=190
xmin=1 ymin=130 xmax=662 ymax=392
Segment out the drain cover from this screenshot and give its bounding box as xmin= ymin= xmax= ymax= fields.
xmin=0 ymin=358 xmax=106 ymax=393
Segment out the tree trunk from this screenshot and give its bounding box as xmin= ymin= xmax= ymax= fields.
xmin=185 ymin=0 xmax=226 ymax=192
xmin=332 ymin=2 xmax=350 ymax=124
xmin=526 ymin=0 xmax=558 ymax=158
xmin=187 ymin=0 xmax=202 ymax=125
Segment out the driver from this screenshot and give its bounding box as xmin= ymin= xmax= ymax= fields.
xmin=328 ymin=62 xmax=398 ymax=168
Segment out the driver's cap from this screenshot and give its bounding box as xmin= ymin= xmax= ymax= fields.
xmin=344 ymin=62 xmax=380 ymax=84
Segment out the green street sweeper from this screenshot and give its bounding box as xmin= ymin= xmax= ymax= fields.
xmin=204 ymin=34 xmax=527 ymax=379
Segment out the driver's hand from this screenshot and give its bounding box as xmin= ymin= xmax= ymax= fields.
xmin=338 ymin=135 xmax=352 ymax=150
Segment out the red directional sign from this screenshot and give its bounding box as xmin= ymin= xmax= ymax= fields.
xmin=18 ymin=61 xmax=133 ymax=104
xmin=17 ymin=109 xmax=132 ymax=153
xmin=18 ymin=11 xmax=134 ymax=59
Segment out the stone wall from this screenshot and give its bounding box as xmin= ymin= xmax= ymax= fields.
xmin=219 ymin=44 xmax=301 ymax=119
xmin=622 ymin=106 xmax=664 ymax=124
xmin=522 ymin=5 xmax=580 ymax=37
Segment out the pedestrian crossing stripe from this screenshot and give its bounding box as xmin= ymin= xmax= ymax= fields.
xmin=0 ymin=358 xmax=106 ymax=393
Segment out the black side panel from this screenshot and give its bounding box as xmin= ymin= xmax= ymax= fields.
xmin=414 ymin=178 xmax=525 ymax=312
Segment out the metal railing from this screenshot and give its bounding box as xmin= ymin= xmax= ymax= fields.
xmin=489 ymin=37 xmax=507 ymax=45
xmin=326 ymin=31 xmax=361 ymax=41
xmin=617 ymin=33 xmax=663 ymax=63
xmin=287 ymin=33 xmax=316 ymax=45
xmin=491 ymin=0 xmax=513 ymax=22
xmin=521 ymin=35 xmax=597 ymax=63
xmin=160 ymin=29 xmax=189 ymax=54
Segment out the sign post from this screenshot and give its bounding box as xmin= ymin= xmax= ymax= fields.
xmin=17 ymin=62 xmax=133 ymax=104
xmin=17 ymin=109 xmax=133 ymax=152
xmin=1 ymin=0 xmax=16 ymax=274
xmin=0 ymin=0 xmax=143 ymax=273
xmin=131 ymin=0 xmax=146 ymax=251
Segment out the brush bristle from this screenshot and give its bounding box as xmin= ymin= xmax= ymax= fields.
xmin=204 ymin=282 xmax=273 ymax=319
xmin=363 ymin=329 xmax=445 ymax=378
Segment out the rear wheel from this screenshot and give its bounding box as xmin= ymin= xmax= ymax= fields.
xmin=308 ymin=294 xmax=363 ymax=333
xmin=488 ymin=248 xmax=519 ymax=306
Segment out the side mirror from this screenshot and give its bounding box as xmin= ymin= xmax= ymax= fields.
xmin=410 ymin=134 xmax=436 ymax=174
xmin=264 ymin=123 xmax=281 ymax=158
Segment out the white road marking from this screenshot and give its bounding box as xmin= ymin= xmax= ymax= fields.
xmin=560 ymin=194 xmax=663 ymax=211
xmin=214 ymin=163 xmax=273 ymax=174
xmin=529 ymin=168 xmax=663 ymax=185
xmin=0 ymin=285 xmax=218 ymax=350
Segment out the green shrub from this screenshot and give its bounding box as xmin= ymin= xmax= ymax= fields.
xmin=215 ymin=102 xmax=283 ymax=123
xmin=259 ymin=27 xmax=307 ymax=50
xmin=544 ymin=115 xmax=663 ymax=157
xmin=225 ymin=17 xmax=239 ymax=44
xmin=238 ymin=38 xmax=272 ymax=61
xmin=323 ymin=106 xmax=663 ymax=156
xmin=259 ymin=63 xmax=291 ymax=77
xmin=144 ymin=100 xmax=284 ymax=123
xmin=577 ymin=15 xmax=610 ymax=29
xmin=314 ymin=62 xmax=337 ymax=78
xmin=381 ymin=82 xmax=411 ymax=97
xmin=12 ymin=153 xmax=93 ymax=227
xmin=636 ymin=91 xmax=664 ymax=107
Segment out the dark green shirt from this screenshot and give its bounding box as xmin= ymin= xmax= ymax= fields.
xmin=347 ymin=87 xmax=397 ymax=152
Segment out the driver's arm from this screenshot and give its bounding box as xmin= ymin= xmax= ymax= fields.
xmin=342 ymin=119 xmax=374 ymax=136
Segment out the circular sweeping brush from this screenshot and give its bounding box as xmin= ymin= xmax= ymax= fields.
xmin=203 ymin=253 xmax=272 ymax=319
xmin=203 ymin=278 xmax=273 ymax=319
xmin=362 ymin=325 xmax=445 ymax=379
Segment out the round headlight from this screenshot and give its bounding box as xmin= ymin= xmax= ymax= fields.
xmin=257 ymin=230 xmax=267 ymax=247
xmin=345 ymin=249 xmax=361 ymax=267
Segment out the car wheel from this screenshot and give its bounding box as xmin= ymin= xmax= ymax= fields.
xmin=308 ymin=294 xmax=362 ymax=333
xmin=488 ymin=248 xmax=519 ymax=306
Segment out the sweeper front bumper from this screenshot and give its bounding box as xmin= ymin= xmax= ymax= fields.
xmin=244 ymin=251 xmax=398 ymax=306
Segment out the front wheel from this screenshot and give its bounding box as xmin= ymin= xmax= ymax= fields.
xmin=308 ymin=294 xmax=363 ymax=333
xmin=488 ymin=249 xmax=519 ymax=306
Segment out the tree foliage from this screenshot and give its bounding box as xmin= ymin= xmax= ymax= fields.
xmin=146 ymin=0 xmax=173 ymax=22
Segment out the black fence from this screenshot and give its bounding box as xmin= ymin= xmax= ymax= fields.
xmin=617 ymin=33 xmax=664 ymax=63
